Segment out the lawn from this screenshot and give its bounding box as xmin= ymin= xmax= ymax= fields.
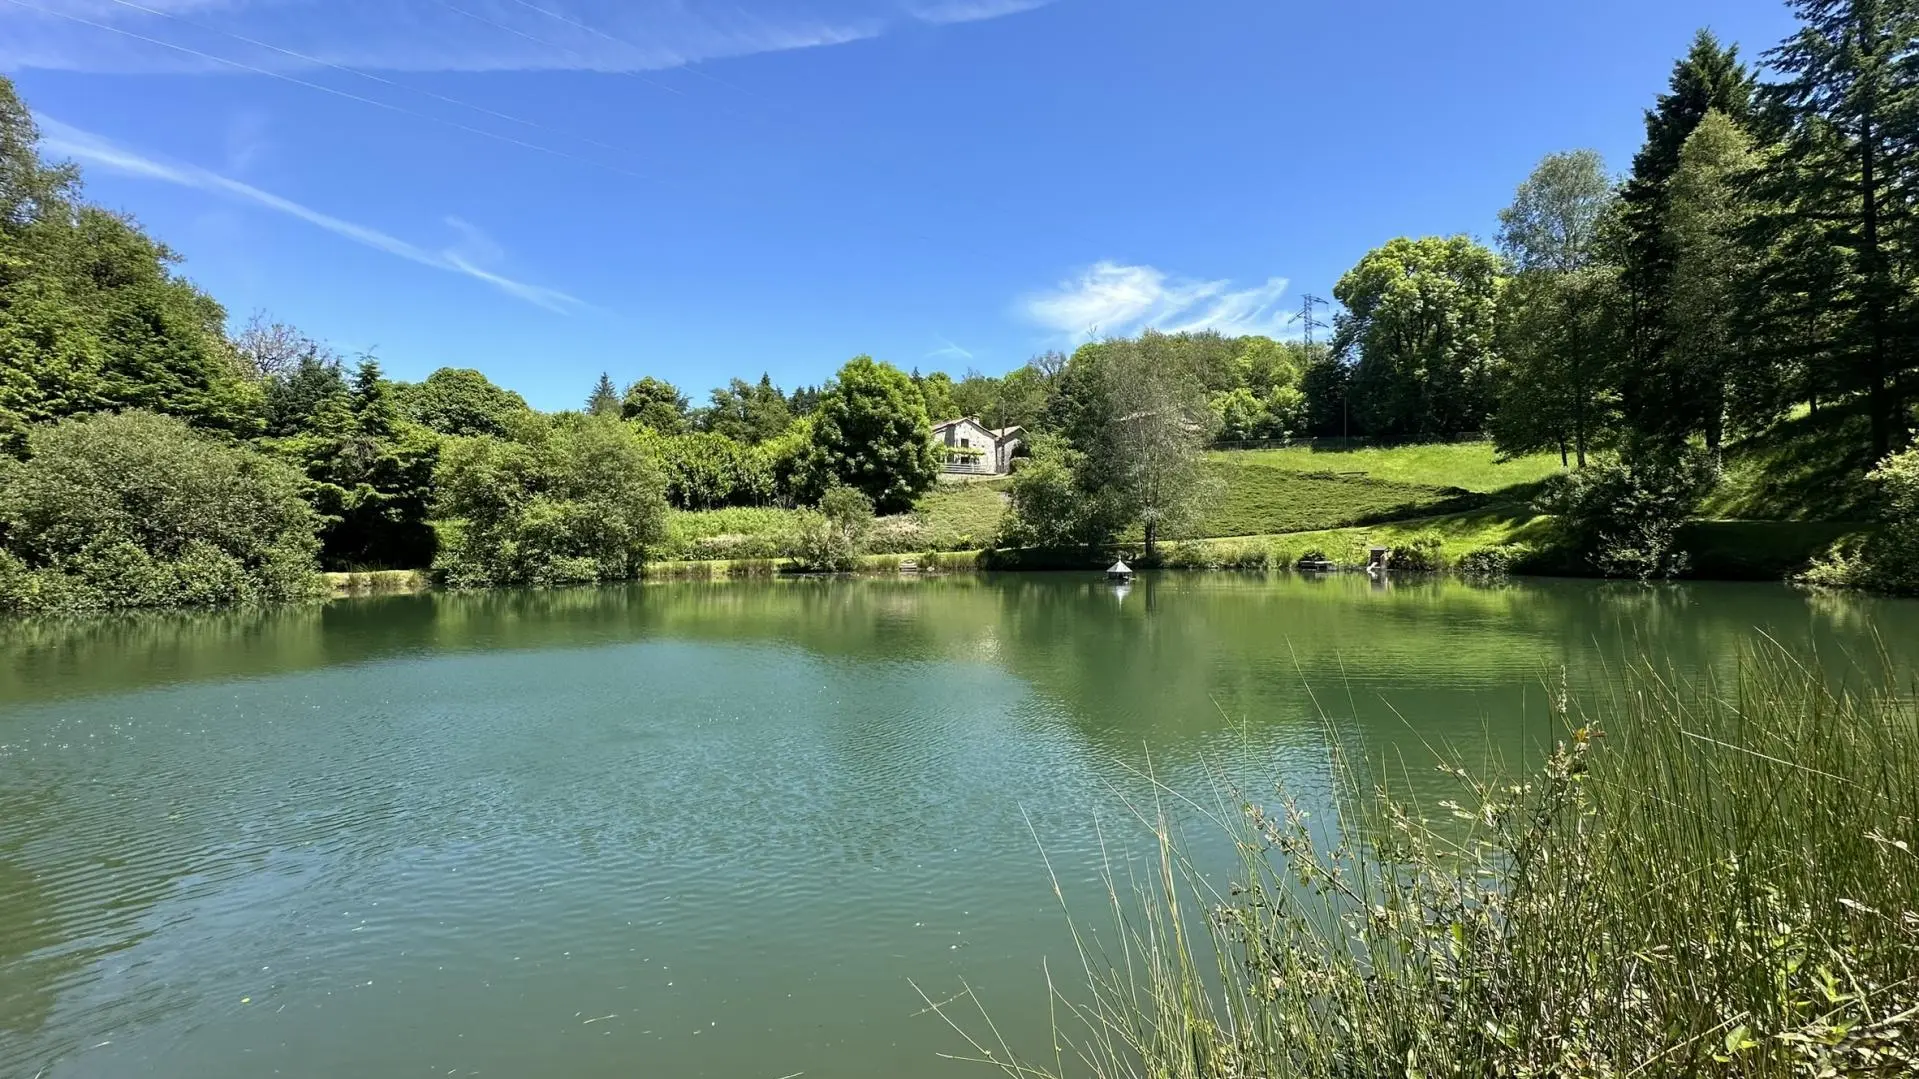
xmin=915 ymin=480 xmax=1010 ymax=549
xmin=1194 ymin=456 xmax=1489 ymax=539
xmin=1208 ymin=442 xmax=1565 ymax=495
xmin=1182 ymin=506 xmax=1555 ymax=566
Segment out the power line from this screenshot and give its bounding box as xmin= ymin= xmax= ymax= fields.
xmin=1290 ymin=293 xmax=1330 ymax=347
xmin=100 ymin=0 xmax=638 ymax=162
xmin=497 ymin=0 xmax=764 ymax=103
xmin=431 ymin=0 xmax=687 ymax=101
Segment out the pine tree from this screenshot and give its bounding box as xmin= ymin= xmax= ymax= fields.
xmin=1763 ymin=0 xmax=1919 ymax=455
xmin=586 ymin=372 xmax=621 ymax=417
xmin=1665 ymin=111 xmax=1763 ymax=453
xmin=1618 ymin=31 xmax=1758 ymax=437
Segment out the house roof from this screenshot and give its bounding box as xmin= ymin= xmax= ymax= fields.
xmin=932 ymin=417 xmax=1024 ymax=442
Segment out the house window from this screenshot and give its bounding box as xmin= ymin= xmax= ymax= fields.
xmin=960 ymin=437 xmax=971 ymax=448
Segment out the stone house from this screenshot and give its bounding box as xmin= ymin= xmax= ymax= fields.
xmin=930 ymin=417 xmax=1025 ymax=476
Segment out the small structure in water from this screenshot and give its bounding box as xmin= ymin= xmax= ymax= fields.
xmin=1106 ymin=560 xmax=1135 ymax=582
xmin=1367 ymin=545 xmax=1392 ymax=570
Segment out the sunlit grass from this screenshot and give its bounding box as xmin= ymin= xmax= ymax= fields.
xmin=1210 ymin=442 xmax=1566 ymax=495
xmin=929 ymin=644 xmax=1919 ymax=1077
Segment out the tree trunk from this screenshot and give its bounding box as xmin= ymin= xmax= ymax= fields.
xmin=1143 ymin=519 xmax=1158 ymax=562
xmin=1857 ymin=32 xmax=1894 ymax=459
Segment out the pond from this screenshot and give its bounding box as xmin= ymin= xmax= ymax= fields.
xmin=1 ymin=573 xmax=1912 ymax=1078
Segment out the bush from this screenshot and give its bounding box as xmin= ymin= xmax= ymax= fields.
xmin=1388 ymin=531 xmax=1447 ymax=571
xmin=998 ymin=434 xmax=1115 ymax=550
xmin=1538 ymin=444 xmax=1718 ymax=580
xmin=0 ymin=411 xmax=322 ymax=611
xmin=785 ymin=485 xmax=874 ymax=572
xmin=1804 ymin=446 xmax=1919 ymax=593
xmin=1458 ymin=543 xmax=1527 ymax=579
xmin=434 ymin=415 xmax=670 ymax=588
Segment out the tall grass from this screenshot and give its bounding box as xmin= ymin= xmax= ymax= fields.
xmin=928 ymin=647 xmax=1918 ymax=1077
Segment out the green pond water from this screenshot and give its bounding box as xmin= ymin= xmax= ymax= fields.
xmin=1 ymin=573 xmax=1913 ymax=1078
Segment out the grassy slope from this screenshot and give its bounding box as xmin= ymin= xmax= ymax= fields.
xmin=1705 ymin=406 xmax=1879 ymax=521
xmin=662 ymin=422 xmax=1866 ymax=575
xmin=1208 ymin=443 xmax=1565 ymax=494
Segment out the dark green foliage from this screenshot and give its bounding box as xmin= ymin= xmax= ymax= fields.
xmin=0 ymin=411 xmax=321 ymax=611
xmin=786 ymin=384 xmax=823 ymax=417
xmin=264 ymin=359 xmax=439 ymax=570
xmin=1619 ymin=31 xmax=1758 ymax=424
xmin=621 ymin=376 xmax=689 ymax=433
xmin=913 ymin=369 xmax=958 ymax=423
xmin=1494 ymin=150 xmax=1624 ymax=466
xmin=262 ymin=351 xmax=349 ymax=438
xmin=805 ymin=356 xmax=940 ymax=513
xmin=398 ymin=367 xmax=530 ymax=438
xmin=1539 ymin=443 xmax=1719 ymax=579
xmin=433 ymin=415 xmax=669 ymax=588
xmin=1458 ymin=544 xmax=1525 ymax=578
xmin=1335 ymin=236 xmax=1505 ymax=441
xmin=950 ymin=361 xmax=1057 ymax=433
xmin=1755 ymin=0 xmax=1919 ymax=457
xmin=1299 ymin=353 xmax=1354 ymax=438
xmin=697 ymin=374 xmax=792 ymax=445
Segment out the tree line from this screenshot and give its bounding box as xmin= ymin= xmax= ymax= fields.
xmin=6 ymin=0 xmax=1919 ymax=606
xmin=1309 ymin=10 xmax=1919 ymax=474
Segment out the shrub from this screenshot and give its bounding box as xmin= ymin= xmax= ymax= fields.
xmin=1388 ymin=531 xmax=1447 ymax=571
xmin=1538 ymin=444 xmax=1718 ymax=580
xmin=785 ymin=485 xmax=874 ymax=572
xmin=1804 ymin=447 xmax=1919 ymax=594
xmin=998 ymin=434 xmax=1099 ymax=550
xmin=1296 ymin=547 xmax=1332 ymax=567
xmin=434 ymin=415 xmax=670 ymax=588
xmin=0 ymin=411 xmax=322 ymax=611
xmin=1459 ymin=543 xmax=1526 ymax=579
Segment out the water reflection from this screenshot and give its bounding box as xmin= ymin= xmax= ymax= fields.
xmin=0 ymin=574 xmax=1912 ymax=1079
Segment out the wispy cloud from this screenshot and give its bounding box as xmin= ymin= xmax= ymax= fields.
xmin=0 ymin=0 xmax=1048 ymax=75
xmin=906 ymin=0 xmax=1055 ymax=26
xmin=41 ymin=118 xmax=581 ymax=312
xmin=926 ymin=335 xmax=975 ymax=363
xmin=1023 ymin=261 xmax=1294 ymax=342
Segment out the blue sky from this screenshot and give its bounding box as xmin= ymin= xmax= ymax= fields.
xmin=5 ymin=0 xmax=1797 ymax=410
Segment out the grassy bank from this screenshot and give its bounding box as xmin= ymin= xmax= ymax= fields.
xmin=936 ymin=646 xmax=1919 ymax=1077
xmin=325 ymin=569 xmax=434 ymax=596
